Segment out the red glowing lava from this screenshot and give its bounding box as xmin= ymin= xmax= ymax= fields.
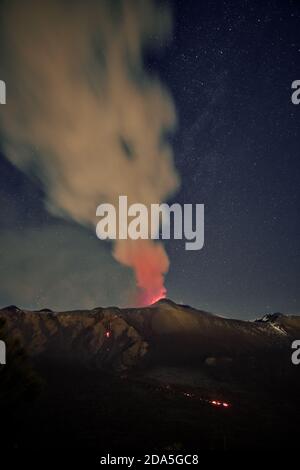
xmin=148 ymin=290 xmax=166 ymax=305
xmin=137 ymin=287 xmax=166 ymax=306
xmin=210 ymin=400 xmax=230 ymax=408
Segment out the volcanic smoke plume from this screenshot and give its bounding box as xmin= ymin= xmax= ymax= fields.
xmin=0 ymin=0 xmax=179 ymax=305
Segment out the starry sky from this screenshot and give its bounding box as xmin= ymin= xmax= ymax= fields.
xmin=0 ymin=0 xmax=299 ymax=318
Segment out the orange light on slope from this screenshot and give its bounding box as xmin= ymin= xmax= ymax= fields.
xmin=210 ymin=400 xmax=230 ymax=408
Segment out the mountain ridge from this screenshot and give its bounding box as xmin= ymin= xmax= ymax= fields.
xmin=1 ymin=300 xmax=299 ymax=374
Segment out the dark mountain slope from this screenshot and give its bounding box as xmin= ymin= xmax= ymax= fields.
xmin=0 ymin=300 xmax=299 ymax=450
xmin=0 ymin=299 xmax=298 ymax=374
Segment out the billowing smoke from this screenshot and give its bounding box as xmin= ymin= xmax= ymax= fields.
xmin=115 ymin=239 xmax=169 ymax=305
xmin=0 ymin=0 xmax=179 ymax=305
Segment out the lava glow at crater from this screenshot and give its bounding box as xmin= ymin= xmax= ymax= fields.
xmin=137 ymin=287 xmax=167 ymax=307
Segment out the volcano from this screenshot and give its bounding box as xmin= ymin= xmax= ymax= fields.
xmin=1 ymin=299 xmax=299 ymax=371
xmin=0 ymin=299 xmax=299 ymax=450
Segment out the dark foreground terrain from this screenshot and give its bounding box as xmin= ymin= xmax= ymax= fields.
xmin=0 ymin=299 xmax=299 ymax=451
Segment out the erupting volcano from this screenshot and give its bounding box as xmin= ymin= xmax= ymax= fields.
xmin=114 ymin=239 xmax=169 ymax=306
xmin=0 ymin=0 xmax=180 ymax=308
xmin=137 ymin=287 xmax=167 ymax=307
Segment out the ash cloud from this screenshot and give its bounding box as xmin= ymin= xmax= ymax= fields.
xmin=0 ymin=0 xmax=180 ymax=304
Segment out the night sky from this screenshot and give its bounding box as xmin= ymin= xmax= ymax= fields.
xmin=0 ymin=0 xmax=299 ymax=318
